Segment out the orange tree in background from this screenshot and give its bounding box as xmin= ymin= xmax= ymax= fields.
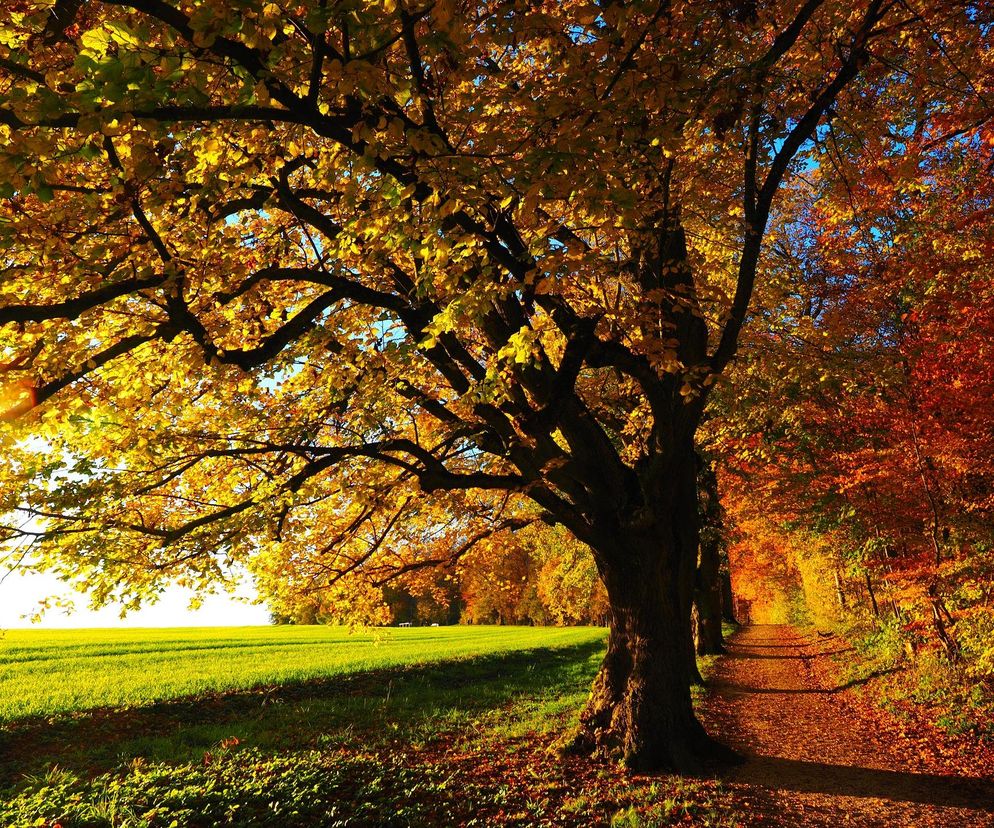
xmin=0 ymin=0 xmax=990 ymax=771
xmin=714 ymin=107 xmax=994 ymax=672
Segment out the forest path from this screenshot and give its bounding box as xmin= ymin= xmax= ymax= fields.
xmin=699 ymin=624 xmax=994 ymax=827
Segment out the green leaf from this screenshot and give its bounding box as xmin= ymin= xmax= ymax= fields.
xmin=79 ymin=27 xmax=112 ymax=53
xmin=105 ymin=20 xmax=141 ymax=47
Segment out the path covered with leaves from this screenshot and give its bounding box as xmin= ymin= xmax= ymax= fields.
xmin=701 ymin=625 xmax=994 ymax=827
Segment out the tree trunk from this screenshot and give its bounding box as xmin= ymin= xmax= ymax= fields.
xmin=930 ymin=598 xmax=961 ymax=662
xmin=694 ymin=539 xmax=725 ymax=655
xmin=568 ymin=448 xmax=737 ymax=773
xmin=572 ymin=545 xmax=728 ymax=771
xmin=833 ymin=568 xmax=847 ymax=611
xmin=720 ymin=569 xmax=737 ymax=624
xmin=688 ymin=606 xmax=706 ymax=684
xmin=927 ymin=584 xmax=960 ymax=663
xmin=865 ymin=571 xmax=880 ymax=618
xmin=694 ymin=545 xmax=725 ymax=655
xmin=694 ymin=455 xmax=725 ymax=655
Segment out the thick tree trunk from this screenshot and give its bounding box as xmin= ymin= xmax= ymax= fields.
xmin=572 ymin=551 xmax=725 ymax=771
xmin=569 ymin=448 xmax=736 ymax=773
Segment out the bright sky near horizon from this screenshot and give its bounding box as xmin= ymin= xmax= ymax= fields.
xmin=0 ymin=568 xmax=271 ymax=628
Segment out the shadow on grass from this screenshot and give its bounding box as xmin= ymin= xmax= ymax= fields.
xmin=0 ymin=640 xmax=606 ymax=788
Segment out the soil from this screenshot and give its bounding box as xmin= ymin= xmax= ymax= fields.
xmin=700 ymin=624 xmax=994 ymax=827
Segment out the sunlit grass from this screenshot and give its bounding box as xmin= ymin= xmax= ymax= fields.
xmin=0 ymin=624 xmax=607 ymax=722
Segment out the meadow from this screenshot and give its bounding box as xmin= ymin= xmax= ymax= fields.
xmin=0 ymin=625 xmax=605 ymax=721
xmin=0 ymin=624 xmax=736 ymax=827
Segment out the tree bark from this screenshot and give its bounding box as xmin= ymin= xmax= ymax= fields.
xmin=693 ymin=455 xmax=725 ymax=655
xmin=720 ymin=569 xmax=737 ymax=624
xmin=688 ymin=605 xmax=707 ymax=684
xmin=927 ymin=583 xmax=960 ymax=662
xmin=572 ymin=545 xmax=726 ymax=771
xmin=568 ymin=447 xmax=737 ymax=772
xmin=833 ymin=568 xmax=847 ymax=611
xmin=695 ymin=554 xmax=725 ymax=655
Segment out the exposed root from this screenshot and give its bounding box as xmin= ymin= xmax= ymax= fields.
xmin=567 ymin=714 xmax=743 ymax=775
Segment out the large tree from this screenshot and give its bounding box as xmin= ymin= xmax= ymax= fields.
xmin=0 ymin=0 xmax=988 ymax=770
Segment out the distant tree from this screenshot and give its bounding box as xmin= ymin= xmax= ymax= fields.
xmin=534 ymin=526 xmax=610 ymax=627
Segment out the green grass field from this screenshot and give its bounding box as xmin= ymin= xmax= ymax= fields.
xmin=0 ymin=625 xmax=737 ymax=827
xmin=0 ymin=624 xmax=605 ymax=722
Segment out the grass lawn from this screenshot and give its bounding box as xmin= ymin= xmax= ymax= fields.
xmin=0 ymin=625 xmax=605 ymax=721
xmin=0 ymin=625 xmax=737 ymax=827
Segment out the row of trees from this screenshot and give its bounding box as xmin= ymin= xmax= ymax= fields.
xmin=711 ymin=109 xmax=994 ymax=680
xmin=1 ymin=0 xmax=991 ymax=771
xmin=267 ymin=523 xmax=610 ymax=627
xmin=266 ymin=492 xmax=737 ymax=632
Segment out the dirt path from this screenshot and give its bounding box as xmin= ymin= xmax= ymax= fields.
xmin=700 ymin=625 xmax=994 ymax=827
